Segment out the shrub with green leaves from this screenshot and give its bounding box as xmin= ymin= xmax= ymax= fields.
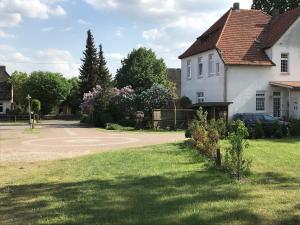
xmin=223 ymin=120 xmax=251 ymax=180
xmin=289 ymin=119 xmax=300 ymax=136
xmin=179 ymin=96 xmax=192 ymax=109
xmin=31 ymin=99 xmax=41 ymax=114
xmin=254 ymin=120 xmax=264 ymax=139
xmin=187 ymin=108 xmax=222 ymax=160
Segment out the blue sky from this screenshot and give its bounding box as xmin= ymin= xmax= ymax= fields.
xmin=0 ymin=0 xmax=252 ymax=78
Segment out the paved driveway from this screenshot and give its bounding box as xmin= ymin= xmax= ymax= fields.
xmin=0 ymin=121 xmax=185 ymax=162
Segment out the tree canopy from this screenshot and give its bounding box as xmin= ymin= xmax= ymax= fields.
xmin=252 ymin=0 xmax=300 ymax=15
xmin=115 ymin=48 xmax=170 ymax=93
xmin=25 ymin=71 xmax=70 ymax=114
xmin=10 ymin=71 xmax=29 ymax=111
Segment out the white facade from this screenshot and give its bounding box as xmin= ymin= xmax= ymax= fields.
xmin=181 ymin=17 xmax=300 ymax=119
xmin=0 ymin=100 xmax=13 ymax=114
xmin=181 ymin=49 xmax=225 ymax=104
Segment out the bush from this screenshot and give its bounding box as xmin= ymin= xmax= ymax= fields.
xmin=93 ymin=112 xmax=113 ymax=127
xmin=263 ymin=125 xmax=272 ymax=138
xmin=223 ymin=120 xmax=251 ymax=180
xmin=179 ymin=96 xmax=192 ymax=109
xmin=271 ymin=121 xmax=284 ymax=139
xmin=31 ymin=99 xmax=41 ymax=113
xmin=187 ymin=107 xmax=221 ymax=160
xmin=106 ymin=123 xmax=135 ymax=131
xmin=289 ymin=119 xmax=300 ymax=136
xmin=281 ymin=123 xmax=288 ymax=137
xmin=254 ymin=120 xmax=264 ymax=139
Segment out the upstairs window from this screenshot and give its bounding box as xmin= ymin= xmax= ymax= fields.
xmin=281 ymin=53 xmax=289 ymax=73
xmin=216 ymin=62 xmax=220 ymax=75
xmin=208 ymin=54 xmax=214 ymax=75
xmin=256 ymin=91 xmax=265 ymax=111
xmin=197 ymin=92 xmax=205 ymax=103
xmin=198 ymin=57 xmax=203 ymax=78
xmin=187 ymin=59 xmax=192 ymax=79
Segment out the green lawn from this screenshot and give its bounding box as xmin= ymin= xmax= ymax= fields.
xmin=0 ymin=139 xmax=299 ymax=225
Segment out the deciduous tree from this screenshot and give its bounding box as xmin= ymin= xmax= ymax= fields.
xmin=252 ymin=0 xmax=300 ymax=15
xmin=115 ymin=48 xmax=170 ymax=93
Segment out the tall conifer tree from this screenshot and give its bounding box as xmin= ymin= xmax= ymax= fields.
xmin=97 ymin=44 xmax=112 ymax=89
xmin=79 ymin=30 xmax=98 ymax=97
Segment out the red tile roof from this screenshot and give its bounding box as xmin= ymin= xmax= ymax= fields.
xmin=263 ymin=7 xmax=300 ymax=48
xmin=179 ymin=7 xmax=300 ymax=66
xmin=270 ymin=81 xmax=300 ymax=89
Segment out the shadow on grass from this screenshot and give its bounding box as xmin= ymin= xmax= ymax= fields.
xmin=0 ymin=142 xmax=299 ymax=225
xmin=0 ymin=171 xmax=258 ymax=225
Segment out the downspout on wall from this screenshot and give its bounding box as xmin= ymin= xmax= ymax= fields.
xmin=224 ymin=65 xmax=228 ymax=102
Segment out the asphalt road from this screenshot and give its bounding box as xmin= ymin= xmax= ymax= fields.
xmin=0 ymin=121 xmax=185 ymax=162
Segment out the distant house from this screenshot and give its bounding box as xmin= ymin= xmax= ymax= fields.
xmin=167 ymin=68 xmax=181 ymax=98
xmin=179 ymin=3 xmax=300 ymax=119
xmin=0 ymin=66 xmax=13 ymax=114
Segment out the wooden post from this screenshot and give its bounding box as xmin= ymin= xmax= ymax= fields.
xmin=173 ymin=101 xmax=177 ymax=130
xmin=216 ymin=148 xmax=221 ymax=167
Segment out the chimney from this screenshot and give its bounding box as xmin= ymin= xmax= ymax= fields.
xmin=233 ymin=2 xmax=240 ymax=11
xmin=0 ymin=66 xmax=6 ymax=72
xmin=272 ymin=9 xmax=280 ymax=17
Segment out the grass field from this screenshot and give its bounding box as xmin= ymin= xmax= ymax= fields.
xmin=0 ymin=139 xmax=299 ymax=225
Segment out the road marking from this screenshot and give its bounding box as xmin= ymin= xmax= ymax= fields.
xmin=22 ymin=136 xmax=140 ymax=147
xmin=63 ymin=128 xmax=77 ymax=136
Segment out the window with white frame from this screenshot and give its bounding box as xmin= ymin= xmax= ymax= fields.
xmin=187 ymin=59 xmax=192 ymax=79
xmin=216 ymin=62 xmax=220 ymax=75
xmin=198 ymin=57 xmax=203 ymax=78
xmin=256 ymin=91 xmax=265 ymax=111
xmin=197 ymin=92 xmax=205 ymax=103
xmin=0 ymin=103 xmax=3 ymax=113
xmin=281 ymin=53 xmax=289 ymax=73
xmin=208 ymin=54 xmax=214 ymax=75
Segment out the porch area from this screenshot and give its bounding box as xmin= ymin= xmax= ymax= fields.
xmin=270 ymin=81 xmax=300 ymax=119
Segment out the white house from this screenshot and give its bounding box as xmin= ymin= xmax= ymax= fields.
xmin=179 ymin=3 xmax=300 ymax=120
xmin=0 ymin=66 xmax=13 ymax=114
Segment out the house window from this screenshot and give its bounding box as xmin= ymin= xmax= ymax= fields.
xmin=256 ymin=91 xmax=265 ymax=111
xmin=197 ymin=92 xmax=205 ymax=103
xmin=208 ymin=54 xmax=214 ymax=75
xmin=198 ymin=57 xmax=203 ymax=78
xmin=281 ymin=53 xmax=289 ymax=73
xmin=187 ymin=59 xmax=192 ymax=79
xmin=216 ymin=62 xmax=220 ymax=75
xmin=0 ymin=103 xmax=3 ymax=113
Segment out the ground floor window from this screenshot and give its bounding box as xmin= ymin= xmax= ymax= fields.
xmin=197 ymin=92 xmax=205 ymax=103
xmin=273 ymin=92 xmax=281 ymax=118
xmin=0 ymin=103 xmax=3 ymax=113
xmin=256 ymin=91 xmax=265 ymax=111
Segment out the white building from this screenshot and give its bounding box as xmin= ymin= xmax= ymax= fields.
xmin=0 ymin=66 xmax=13 ymax=114
xmin=179 ymin=3 xmax=300 ymax=120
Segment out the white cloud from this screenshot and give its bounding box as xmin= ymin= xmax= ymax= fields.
xmin=85 ymin=0 xmax=253 ymax=69
xmin=142 ymin=28 xmax=168 ymax=42
xmin=78 ymin=18 xmax=90 ymax=26
xmin=50 ymin=5 xmax=66 ymax=16
xmin=0 ymin=0 xmax=66 ymax=27
xmin=0 ymin=13 xmax=22 ymax=27
xmin=0 ymin=29 xmax=15 ymax=38
xmin=0 ymin=45 xmax=79 ymax=78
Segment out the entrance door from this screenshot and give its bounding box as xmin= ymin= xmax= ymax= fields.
xmin=273 ymin=92 xmax=281 ymax=118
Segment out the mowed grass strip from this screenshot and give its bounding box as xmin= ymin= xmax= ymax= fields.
xmin=0 ymin=139 xmax=299 ymax=225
